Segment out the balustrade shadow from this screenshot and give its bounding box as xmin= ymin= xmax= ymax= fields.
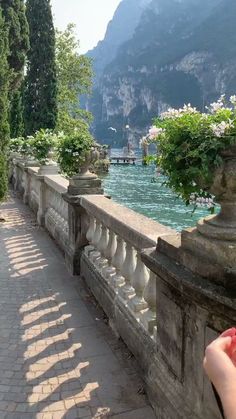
xmin=0 ymin=194 xmax=151 ymax=418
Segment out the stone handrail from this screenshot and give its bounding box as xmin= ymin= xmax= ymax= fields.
xmin=79 ymin=195 xmax=174 ymax=335
xmin=11 ymin=156 xmax=236 ymax=419
xmin=12 ymin=159 xmax=69 ymax=253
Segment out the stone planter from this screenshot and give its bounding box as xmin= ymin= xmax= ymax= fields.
xmin=181 ymin=145 xmax=236 ymax=287
xmin=197 ymin=145 xmax=236 ymax=240
xmin=37 ymin=149 xmax=59 ymax=175
xmin=67 ymin=147 xmax=103 ymax=196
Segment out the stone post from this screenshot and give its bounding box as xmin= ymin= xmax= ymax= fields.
xmin=63 ymin=149 xmax=104 ymax=274
xmin=180 ymin=145 xmax=236 ymax=288
xmin=23 ymin=168 xmax=31 ymax=205
xmin=141 ymin=245 xmax=236 ymax=419
xmin=36 ymin=156 xmax=59 ymax=227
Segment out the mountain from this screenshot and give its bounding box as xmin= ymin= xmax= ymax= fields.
xmin=85 ymin=0 xmax=236 ymax=146
xmin=86 ymin=0 xmax=152 ymax=81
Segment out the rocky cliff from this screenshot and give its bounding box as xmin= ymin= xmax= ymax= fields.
xmin=85 ymin=0 xmax=236 ymax=146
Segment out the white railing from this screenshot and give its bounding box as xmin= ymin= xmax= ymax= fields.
xmin=80 ymin=195 xmax=174 ymax=337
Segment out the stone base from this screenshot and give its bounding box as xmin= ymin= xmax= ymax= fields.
xmin=67 ymin=176 xmax=103 ymax=196
xmin=197 ymin=214 xmax=236 ymax=241
xmin=181 ymin=227 xmax=236 ymax=287
xmin=38 ymin=164 xmax=59 ymax=175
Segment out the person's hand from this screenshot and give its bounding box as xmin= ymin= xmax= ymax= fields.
xmin=204 ymin=328 xmax=236 ymax=419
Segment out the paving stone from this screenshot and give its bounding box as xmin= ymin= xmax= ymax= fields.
xmin=0 ymin=194 xmax=154 ymax=418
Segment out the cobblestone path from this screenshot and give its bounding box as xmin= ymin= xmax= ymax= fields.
xmin=0 ymin=194 xmax=155 ymax=419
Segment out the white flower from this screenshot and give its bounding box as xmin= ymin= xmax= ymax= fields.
xmin=230 ymin=95 xmax=236 ymax=105
xmin=210 ymin=120 xmax=233 ymax=138
xmin=148 ymin=126 xmax=165 ymax=140
xmin=72 ymin=152 xmax=79 ymax=157
xmin=160 ymin=108 xmax=181 ymax=119
xmin=182 ymin=103 xmax=197 ymax=114
xmin=160 ymin=104 xmax=197 ymax=120
xmin=207 ymin=95 xmax=226 ymax=113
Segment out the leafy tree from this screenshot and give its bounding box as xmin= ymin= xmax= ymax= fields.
xmin=55 ymin=24 xmax=93 ymax=133
xmin=9 ymin=89 xmax=24 ymax=137
xmin=1 ymin=0 xmax=29 ymax=90
xmin=0 ymin=8 xmax=10 ymax=201
xmin=1 ymin=0 xmax=29 ymax=137
xmin=24 ymin=0 xmax=57 ymax=135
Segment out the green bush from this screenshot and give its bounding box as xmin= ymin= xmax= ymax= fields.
xmin=30 ymin=129 xmax=59 ymax=164
xmin=57 ymin=128 xmax=94 ymax=177
xmin=150 ymin=96 xmax=236 ymax=208
xmin=0 ymin=153 xmax=8 ymax=200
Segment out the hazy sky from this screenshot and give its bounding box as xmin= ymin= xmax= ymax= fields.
xmin=51 ymin=0 xmax=122 ymax=53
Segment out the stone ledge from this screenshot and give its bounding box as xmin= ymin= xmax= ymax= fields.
xmin=80 ymin=195 xmax=175 ymax=250
xmin=142 ymin=247 xmax=236 ymax=317
xmin=44 ymin=174 xmax=69 ymax=194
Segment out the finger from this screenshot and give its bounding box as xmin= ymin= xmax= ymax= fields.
xmin=207 ymin=336 xmax=232 ymax=352
xmin=221 ymin=328 xmax=236 ymax=338
xmin=229 ymin=335 xmax=236 ymax=359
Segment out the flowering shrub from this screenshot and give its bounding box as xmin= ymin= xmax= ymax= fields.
xmin=57 ymin=128 xmax=94 ymax=177
xmin=9 ymin=137 xmax=24 ymax=153
xmin=30 ymin=129 xmax=59 ymax=164
xmin=9 ymin=137 xmax=32 ymax=157
xmin=150 ymin=96 xmax=236 ymax=208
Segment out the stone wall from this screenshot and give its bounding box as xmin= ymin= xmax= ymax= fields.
xmin=11 ymin=157 xmax=236 ymax=419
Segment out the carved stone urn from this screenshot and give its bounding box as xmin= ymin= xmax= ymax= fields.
xmin=197 ymin=145 xmax=236 ymax=240
xmin=38 ymin=148 xmax=59 ymax=175
xmin=181 ymin=145 xmax=236 ymax=286
xmin=67 ymin=147 xmax=103 ymax=196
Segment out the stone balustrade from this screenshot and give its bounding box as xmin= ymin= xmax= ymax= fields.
xmin=79 ymin=195 xmax=173 ymax=338
xmin=11 ymin=156 xmax=236 ymax=419
xmin=12 ymin=158 xmax=69 ymax=254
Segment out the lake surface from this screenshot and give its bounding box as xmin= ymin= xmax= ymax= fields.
xmin=102 ymin=150 xmax=209 ymax=232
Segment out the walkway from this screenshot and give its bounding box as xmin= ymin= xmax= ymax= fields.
xmin=0 ymin=193 xmax=155 ymax=419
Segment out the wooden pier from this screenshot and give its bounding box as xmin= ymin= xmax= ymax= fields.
xmin=109 ymin=156 xmax=138 ymax=165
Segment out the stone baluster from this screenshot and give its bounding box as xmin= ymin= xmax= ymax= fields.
xmin=129 ymin=252 xmax=149 ymax=313
xmin=12 ymin=162 xmax=17 ymax=190
xmin=96 ymin=225 xmax=109 ymax=270
xmin=110 ymin=236 xmax=126 ymax=288
xmin=23 ymin=169 xmax=31 ymax=205
xmin=141 ymin=271 xmax=157 ymax=334
xmin=89 ymin=220 xmax=102 ymax=262
xmin=102 ymin=230 xmax=117 ymax=280
xmin=85 ymin=216 xmax=95 ymax=256
xmin=120 ymin=243 xmax=136 ymax=300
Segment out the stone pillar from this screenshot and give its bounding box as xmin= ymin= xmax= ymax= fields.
xmin=141 ymin=246 xmax=235 ymax=419
xmin=23 ymin=168 xmax=31 ymax=205
xmin=63 ymin=156 xmax=104 ymax=275
xmin=36 ymin=175 xmax=47 ymax=226
xmin=180 ymin=145 xmax=236 ymax=289
xmin=36 ymin=161 xmax=59 ymax=226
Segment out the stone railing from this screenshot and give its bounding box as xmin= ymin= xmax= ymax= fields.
xmin=12 ymin=158 xmax=69 ymax=254
xmin=11 ymin=156 xmax=236 ymax=419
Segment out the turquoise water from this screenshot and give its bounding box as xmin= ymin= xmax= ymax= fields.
xmin=102 ymin=160 xmax=209 ymax=232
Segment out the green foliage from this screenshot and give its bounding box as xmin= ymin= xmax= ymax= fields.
xmin=1 ymin=0 xmax=29 ymax=138
xmin=9 ymin=136 xmax=32 ymax=156
xmin=30 ymin=129 xmax=59 ymax=164
xmin=9 ymin=137 xmax=24 ymax=153
xmin=24 ymin=0 xmax=57 ymax=135
xmin=55 ymin=24 xmax=93 ymax=134
xmin=0 ymin=7 xmax=10 ymax=201
xmin=10 ymin=90 xmax=24 ymax=137
xmin=1 ymin=0 xmax=29 ymax=90
xmin=152 ymin=98 xmax=236 ymax=206
xmin=57 ymin=128 xmax=94 ymax=177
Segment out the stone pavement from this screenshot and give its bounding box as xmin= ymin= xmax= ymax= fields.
xmin=0 ymin=193 xmax=155 ymax=419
